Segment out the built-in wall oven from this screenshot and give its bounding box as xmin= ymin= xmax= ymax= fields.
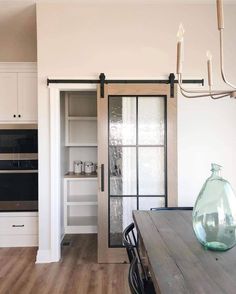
xmin=0 ymin=124 xmax=38 ymax=211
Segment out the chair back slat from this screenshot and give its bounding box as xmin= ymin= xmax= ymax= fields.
xmin=128 ymin=256 xmax=145 ymax=294
xmin=124 ymin=223 xmax=157 ymax=294
xmin=122 ymin=223 xmax=148 ymax=280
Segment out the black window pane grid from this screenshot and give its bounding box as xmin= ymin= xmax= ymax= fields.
xmin=108 ymin=95 xmax=167 ymax=247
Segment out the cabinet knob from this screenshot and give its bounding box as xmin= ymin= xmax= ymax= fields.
xmin=18 ymin=114 xmax=21 ymax=118
xmin=13 ymin=114 xmax=16 ymax=118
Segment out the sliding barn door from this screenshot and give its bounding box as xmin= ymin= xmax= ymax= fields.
xmin=97 ymin=83 xmax=177 ymax=263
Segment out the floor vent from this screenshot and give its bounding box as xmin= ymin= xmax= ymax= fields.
xmin=62 ymin=241 xmax=71 ymax=247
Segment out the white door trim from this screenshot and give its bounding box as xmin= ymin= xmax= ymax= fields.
xmin=37 ymin=83 xmax=96 ymax=263
xmin=50 ymin=87 xmax=61 ymax=262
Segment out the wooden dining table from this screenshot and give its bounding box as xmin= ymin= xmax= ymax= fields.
xmin=133 ymin=210 xmax=236 ymax=294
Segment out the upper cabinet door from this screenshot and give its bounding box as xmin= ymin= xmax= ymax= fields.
xmin=18 ymin=72 xmax=37 ymax=122
xmin=0 ymin=73 xmax=18 ymax=121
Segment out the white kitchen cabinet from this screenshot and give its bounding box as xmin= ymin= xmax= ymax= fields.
xmin=0 ymin=63 xmax=37 ymax=123
xmin=0 ymin=212 xmax=38 ymax=247
xmin=0 ymin=73 xmax=18 ymax=121
xmin=18 ymin=72 xmax=37 ymax=122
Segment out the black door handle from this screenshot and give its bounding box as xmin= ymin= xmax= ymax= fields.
xmin=101 ymin=164 xmax=104 ymax=192
xmin=12 ymin=224 xmax=24 ymax=227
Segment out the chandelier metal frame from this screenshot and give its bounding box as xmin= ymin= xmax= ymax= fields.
xmin=176 ymin=0 xmax=236 ymax=99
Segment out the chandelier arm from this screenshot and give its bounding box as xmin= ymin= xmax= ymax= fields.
xmin=178 ymin=77 xmax=231 ymax=98
xmin=180 ymin=88 xmax=228 ymax=99
xmin=209 ymin=85 xmax=230 ymax=99
xmin=219 ymin=30 xmax=236 ymax=89
xmin=179 ymin=88 xmax=200 ymax=98
xmin=210 ymin=93 xmax=230 ymax=99
xmin=179 ymin=86 xmax=214 ymax=98
xmin=181 ymin=87 xmax=228 ymax=99
xmin=178 ymin=74 xmax=230 ymax=95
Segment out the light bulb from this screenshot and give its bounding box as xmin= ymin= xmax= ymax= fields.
xmin=206 ymin=50 xmax=213 ymax=87
xmin=206 ymin=50 xmax=212 ymax=61
xmin=177 ymin=23 xmax=185 ymax=42
xmin=216 ymin=0 xmax=224 ymax=30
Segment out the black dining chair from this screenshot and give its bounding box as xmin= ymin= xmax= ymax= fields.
xmin=123 ymin=223 xmax=156 ymax=294
xmin=122 ymin=223 xmax=147 ymax=279
xmin=128 ymin=256 xmax=145 ymax=294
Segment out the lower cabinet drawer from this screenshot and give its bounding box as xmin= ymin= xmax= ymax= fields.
xmin=0 ymin=216 xmax=38 ymax=235
xmin=0 ymin=235 xmax=38 ymax=247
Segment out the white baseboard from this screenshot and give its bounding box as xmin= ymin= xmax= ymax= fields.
xmin=36 ymin=249 xmax=52 ymax=263
xmin=36 ymin=248 xmax=62 ymax=263
xmin=61 ymin=233 xmax=65 ymax=242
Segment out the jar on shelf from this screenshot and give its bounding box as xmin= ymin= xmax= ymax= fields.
xmin=73 ymin=160 xmax=83 ymax=174
xmin=84 ymin=161 xmax=94 ymax=174
xmin=193 ymin=163 xmax=236 ymax=251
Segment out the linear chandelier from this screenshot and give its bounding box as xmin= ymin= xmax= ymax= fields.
xmin=176 ymin=0 xmax=236 ymax=99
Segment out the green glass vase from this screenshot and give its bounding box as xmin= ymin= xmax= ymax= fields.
xmin=193 ymin=163 xmax=236 ymax=251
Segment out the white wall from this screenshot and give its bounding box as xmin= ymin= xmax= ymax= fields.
xmin=36 ymin=2 xmax=236 ymax=256
xmin=0 ymin=1 xmax=37 ymax=61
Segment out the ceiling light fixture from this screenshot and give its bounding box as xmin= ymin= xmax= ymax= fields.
xmin=176 ymin=0 xmax=236 ymax=99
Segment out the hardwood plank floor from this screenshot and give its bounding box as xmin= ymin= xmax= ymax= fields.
xmin=0 ymin=234 xmax=130 ymax=294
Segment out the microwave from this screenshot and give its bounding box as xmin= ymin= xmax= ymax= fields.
xmin=0 ymin=124 xmax=37 ymax=154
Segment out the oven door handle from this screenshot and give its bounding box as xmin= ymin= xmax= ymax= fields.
xmin=0 ymin=170 xmax=38 ymax=173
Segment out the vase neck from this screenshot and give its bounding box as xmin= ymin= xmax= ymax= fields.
xmin=210 ymin=163 xmax=222 ymax=179
xmin=211 ymin=170 xmax=221 ymax=179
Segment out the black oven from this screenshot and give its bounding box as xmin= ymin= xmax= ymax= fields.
xmin=0 ymin=125 xmax=38 ymax=211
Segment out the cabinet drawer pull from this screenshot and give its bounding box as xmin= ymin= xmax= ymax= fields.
xmin=12 ymin=224 xmax=24 ymax=227
xmin=13 ymin=114 xmax=16 ymax=118
xmin=18 ymin=114 xmax=21 ymax=118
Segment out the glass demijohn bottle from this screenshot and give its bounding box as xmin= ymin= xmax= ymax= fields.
xmin=193 ymin=163 xmax=236 ymax=251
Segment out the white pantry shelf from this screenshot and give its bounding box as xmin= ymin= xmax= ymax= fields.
xmin=65 ymin=215 xmax=97 ymax=234
xmin=67 ymin=202 xmax=98 ymax=206
xmin=67 ymin=216 xmax=97 ymax=226
xmin=67 ymin=116 xmax=97 ymax=121
xmin=67 ymin=194 xmax=97 ymax=203
xmin=66 ymin=143 xmax=97 ymax=147
xmin=64 ymin=173 xmax=97 ymax=180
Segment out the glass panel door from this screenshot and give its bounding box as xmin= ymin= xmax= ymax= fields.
xmin=108 ymin=95 xmax=166 ymax=247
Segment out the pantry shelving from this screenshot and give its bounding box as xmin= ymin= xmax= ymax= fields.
xmin=62 ymin=90 xmax=98 ymax=234
xmin=65 ymin=92 xmax=97 ymax=147
xmin=64 ymin=177 xmax=98 ymax=234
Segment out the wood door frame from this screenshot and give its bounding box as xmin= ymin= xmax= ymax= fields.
xmin=97 ymin=83 xmax=177 ymax=263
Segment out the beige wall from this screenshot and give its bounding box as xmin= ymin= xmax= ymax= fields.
xmin=0 ymin=1 xmax=37 ymax=61
xmin=36 ymin=2 xmax=236 ymax=253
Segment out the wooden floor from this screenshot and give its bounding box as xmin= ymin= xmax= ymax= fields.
xmin=0 ymin=234 xmax=130 ymax=294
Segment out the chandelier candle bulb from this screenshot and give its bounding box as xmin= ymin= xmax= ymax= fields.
xmin=217 ymin=0 xmax=224 ymax=30
xmin=176 ymin=23 xmax=185 ymax=74
xmin=207 ymin=51 xmax=213 ymax=87
xmin=177 ymin=42 xmax=182 ymax=74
